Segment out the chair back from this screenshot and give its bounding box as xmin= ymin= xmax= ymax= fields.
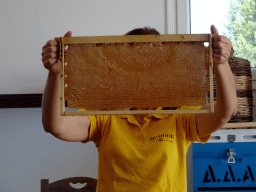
xmin=41 ymin=177 xmax=97 ymax=192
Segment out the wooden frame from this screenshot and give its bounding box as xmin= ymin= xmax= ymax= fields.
xmin=54 ymin=34 xmax=214 ymax=116
xmin=222 ymin=122 xmax=256 ymax=129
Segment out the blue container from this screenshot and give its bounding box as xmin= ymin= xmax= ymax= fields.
xmin=193 ymin=142 xmax=256 ymax=192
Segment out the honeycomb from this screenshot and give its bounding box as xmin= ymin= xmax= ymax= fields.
xmin=59 ymin=35 xmax=211 ymax=113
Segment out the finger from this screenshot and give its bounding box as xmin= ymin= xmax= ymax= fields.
xmin=211 ymin=25 xmax=221 ymax=44
xmin=42 ymin=52 xmax=58 ymax=63
xmin=42 ymin=31 xmax=71 ymax=54
xmin=213 ymin=48 xmax=230 ymax=58
xmin=213 ymin=40 xmax=231 ymax=50
xmin=42 ymin=45 xmax=60 ymax=58
xmin=213 ymin=42 xmax=232 ymax=54
xmin=211 ymin=25 xmax=219 ymax=35
xmin=64 ymin=31 xmax=72 ymax=37
xmin=213 ymin=48 xmax=222 ymax=55
xmin=212 ymin=53 xmax=221 ymax=59
xmin=212 ymin=54 xmax=227 ymax=64
xmin=42 ymin=41 xmax=59 ymax=58
xmin=213 ymin=49 xmax=229 ymax=63
xmin=214 ymin=35 xmax=231 ymax=46
xmin=212 ymin=53 xmax=223 ymax=64
xmin=212 ymin=42 xmax=224 ymax=49
xmin=212 ymin=42 xmax=219 ymax=49
xmin=42 ymin=49 xmax=60 ymax=67
xmin=219 ymin=49 xmax=230 ymax=59
xmin=42 ymin=39 xmax=58 ymax=51
xmin=212 ymin=34 xmax=221 ymax=43
xmin=213 ymin=37 xmax=232 ymax=55
xmin=44 ymin=58 xmax=58 ymax=69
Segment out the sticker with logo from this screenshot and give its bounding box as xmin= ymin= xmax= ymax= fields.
xmin=196 ymin=165 xmax=256 ymax=191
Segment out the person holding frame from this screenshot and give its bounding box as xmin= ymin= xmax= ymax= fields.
xmin=41 ymin=25 xmax=237 ymax=192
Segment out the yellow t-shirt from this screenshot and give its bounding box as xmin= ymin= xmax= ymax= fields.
xmin=79 ymin=107 xmax=211 ymax=192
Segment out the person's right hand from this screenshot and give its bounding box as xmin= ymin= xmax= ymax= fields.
xmin=41 ymin=31 xmax=72 ymax=75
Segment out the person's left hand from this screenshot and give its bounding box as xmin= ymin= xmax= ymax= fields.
xmin=211 ymin=25 xmax=232 ymax=65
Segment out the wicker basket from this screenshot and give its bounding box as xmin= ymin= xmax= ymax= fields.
xmin=210 ymin=53 xmax=253 ymax=129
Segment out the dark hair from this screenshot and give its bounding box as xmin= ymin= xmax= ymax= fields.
xmin=125 ymin=27 xmax=160 ymax=35
xmin=125 ymin=27 xmax=178 ymax=111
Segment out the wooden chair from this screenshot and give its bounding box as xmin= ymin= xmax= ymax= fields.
xmin=41 ymin=177 xmax=97 ymax=192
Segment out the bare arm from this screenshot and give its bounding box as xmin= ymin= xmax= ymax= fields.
xmin=41 ymin=31 xmax=90 ymax=142
xmin=195 ymin=25 xmax=237 ymax=137
xmin=42 ymin=71 xmax=63 ymax=133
